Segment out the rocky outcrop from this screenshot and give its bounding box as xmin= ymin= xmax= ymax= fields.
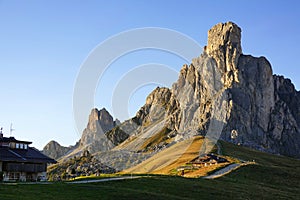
xmin=105 ymin=126 xmax=129 ymax=146
xmin=80 ymin=108 xmax=116 ymax=146
xmin=206 ymin=21 xmax=242 ymax=86
xmin=42 ymin=141 xmax=75 ymax=160
xmin=135 ymin=87 xmax=180 ymax=129
xmin=78 ymin=108 xmax=120 ymax=153
xmin=47 ymin=150 xmax=116 ymax=181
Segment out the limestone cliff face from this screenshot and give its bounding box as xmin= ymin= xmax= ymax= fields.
xmin=203 ymin=22 xmax=300 ymax=158
xmin=202 ymin=22 xmax=300 ymax=157
xmin=267 ymin=76 xmax=300 ymax=157
xmin=167 ymin=22 xmax=243 ymax=140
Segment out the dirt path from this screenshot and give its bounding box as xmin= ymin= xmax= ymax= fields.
xmin=203 ymin=162 xmax=254 ymax=179
xmin=1 ymin=176 xmax=142 ymax=185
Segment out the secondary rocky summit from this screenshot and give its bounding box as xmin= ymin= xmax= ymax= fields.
xmin=43 ymin=108 xmax=120 ymax=160
xmin=42 ymin=140 xmax=75 ymax=160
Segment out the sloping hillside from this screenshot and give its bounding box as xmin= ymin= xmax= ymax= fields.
xmin=124 ymin=136 xmax=203 ymax=174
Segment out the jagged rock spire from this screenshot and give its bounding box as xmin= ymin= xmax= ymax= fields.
xmin=205 ymin=22 xmax=242 ymax=86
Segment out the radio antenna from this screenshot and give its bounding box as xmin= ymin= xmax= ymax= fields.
xmin=10 ymin=123 xmax=15 ymax=136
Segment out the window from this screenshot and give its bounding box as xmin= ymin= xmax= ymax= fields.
xmin=16 ymin=143 xmax=19 ymax=148
xmin=20 ymin=143 xmax=24 ymax=149
xmin=24 ymin=144 xmax=28 ymax=149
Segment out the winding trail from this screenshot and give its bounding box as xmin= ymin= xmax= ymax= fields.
xmin=203 ymin=162 xmax=254 ymax=179
xmin=202 ymin=141 xmax=255 ymax=179
xmin=203 ymin=163 xmax=240 ymax=179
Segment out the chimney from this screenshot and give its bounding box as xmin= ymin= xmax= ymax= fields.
xmin=0 ymin=127 xmax=3 ymax=139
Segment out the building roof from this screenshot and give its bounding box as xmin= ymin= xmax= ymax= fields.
xmin=190 ymin=153 xmax=228 ymax=164
xmin=0 ymin=136 xmax=32 ymax=144
xmin=0 ymin=146 xmax=56 ymax=164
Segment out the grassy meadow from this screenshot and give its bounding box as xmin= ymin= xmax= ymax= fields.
xmin=0 ymin=141 xmax=299 ymax=200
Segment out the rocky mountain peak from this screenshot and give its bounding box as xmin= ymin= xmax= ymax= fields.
xmin=129 ymin=21 xmax=300 ymax=158
xmin=43 ymin=108 xmax=118 ymax=161
xmin=206 ymin=21 xmax=242 ymax=56
xmin=78 ymin=108 xmax=118 ymax=153
xmin=205 ymin=22 xmax=242 ymax=86
xmin=87 ymin=108 xmax=114 ymax=133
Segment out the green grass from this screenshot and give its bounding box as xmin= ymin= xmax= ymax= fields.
xmin=70 ymin=173 xmax=119 ymax=181
xmin=0 ymin=141 xmax=299 ymax=200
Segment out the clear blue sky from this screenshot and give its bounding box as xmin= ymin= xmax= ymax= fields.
xmin=0 ymin=0 xmax=299 ymax=149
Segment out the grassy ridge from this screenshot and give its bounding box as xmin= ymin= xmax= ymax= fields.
xmin=219 ymin=140 xmax=300 ymax=198
xmin=0 ymin=141 xmax=299 ymax=200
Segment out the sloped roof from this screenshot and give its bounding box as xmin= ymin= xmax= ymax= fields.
xmin=189 ymin=154 xmax=228 ymax=164
xmin=0 ymin=146 xmax=56 ymax=163
xmin=0 ymin=136 xmax=32 ymax=144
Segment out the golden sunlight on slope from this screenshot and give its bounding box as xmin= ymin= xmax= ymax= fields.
xmin=123 ymin=136 xmax=204 ymax=174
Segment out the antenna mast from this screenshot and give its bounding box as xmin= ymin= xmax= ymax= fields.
xmin=10 ymin=123 xmax=15 ymax=136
